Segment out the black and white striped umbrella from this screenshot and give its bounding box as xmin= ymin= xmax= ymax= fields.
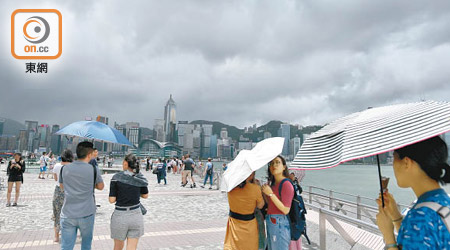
xmin=291 ymin=101 xmax=450 ymax=170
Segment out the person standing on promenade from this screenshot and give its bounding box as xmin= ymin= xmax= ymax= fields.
xmin=201 ymin=158 xmax=214 ymax=189
xmin=222 ymin=163 xmax=228 ymax=172
xmin=177 ymin=157 xmax=182 ymax=174
xmin=52 ymin=149 xmax=74 ymax=243
xmin=6 ymin=153 xmax=25 ymax=207
xmin=38 ymin=152 xmax=48 ymax=179
xmin=108 ymin=156 xmax=113 ymax=168
xmin=224 ymin=171 xmax=264 ymax=249
xmin=59 ymin=141 xmax=104 ymax=250
xmin=262 ymin=155 xmax=295 ymax=250
xmin=146 ymin=157 xmax=150 ymax=171
xmin=156 ymin=158 xmax=167 ymax=185
xmin=182 ymin=154 xmax=196 ymax=188
xmin=169 ymin=157 xmax=177 ymax=174
xmin=109 ymin=154 xmax=148 ymax=250
xmin=47 ymin=153 xmax=56 ymax=179
xmin=376 ymin=136 xmax=450 ymax=250
xmin=89 ymin=148 xmax=99 ymax=169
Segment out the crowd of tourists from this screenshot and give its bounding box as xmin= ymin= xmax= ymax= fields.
xmin=3 ymin=135 xmax=450 ymax=249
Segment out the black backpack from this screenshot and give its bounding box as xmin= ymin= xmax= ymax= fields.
xmin=279 ymin=178 xmax=311 ymax=244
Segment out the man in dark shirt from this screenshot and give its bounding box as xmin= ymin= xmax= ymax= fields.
xmin=88 ymin=148 xmax=98 ymax=168
xmin=182 ymin=154 xmax=196 ymax=188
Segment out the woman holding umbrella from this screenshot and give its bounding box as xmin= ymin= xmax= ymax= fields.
xmin=224 ymin=171 xmax=265 ymax=250
xmin=376 ymin=136 xmax=450 ymax=249
xmin=262 ymin=155 xmax=296 ymax=250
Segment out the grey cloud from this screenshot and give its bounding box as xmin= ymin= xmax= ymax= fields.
xmin=0 ymin=0 xmax=449 ymax=129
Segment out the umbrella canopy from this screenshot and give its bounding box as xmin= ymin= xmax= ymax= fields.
xmin=56 ymin=121 xmax=133 ymax=147
xmin=291 ymin=100 xmax=450 ymax=170
xmin=221 ymin=137 xmax=285 ymax=192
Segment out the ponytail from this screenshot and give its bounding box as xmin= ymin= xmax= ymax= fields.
xmin=395 ymin=136 xmax=450 ymax=185
xmin=124 ymin=154 xmax=139 ymax=174
xmin=439 ymin=163 xmax=450 ymax=184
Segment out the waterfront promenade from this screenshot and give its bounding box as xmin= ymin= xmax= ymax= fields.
xmin=0 ymin=168 xmax=383 ymax=249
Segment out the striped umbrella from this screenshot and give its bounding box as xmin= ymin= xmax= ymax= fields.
xmin=291 ymin=100 xmax=450 ymax=206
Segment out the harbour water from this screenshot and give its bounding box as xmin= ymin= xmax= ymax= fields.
xmin=299 ymin=164 xmax=450 ymax=207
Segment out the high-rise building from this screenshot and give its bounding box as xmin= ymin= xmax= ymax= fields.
xmin=176 ymin=121 xmax=190 ymax=147
xmin=220 ymin=128 xmax=228 ymax=139
xmin=18 ymin=130 xmax=28 ymax=152
xmin=153 ymin=119 xmax=165 ymax=142
xmin=50 ymin=125 xmax=61 ymax=155
xmin=164 ymin=95 xmax=177 ymax=142
xmin=210 ymin=135 xmax=218 ymax=158
xmin=125 ymin=122 xmax=140 ymax=147
xmin=289 ymin=136 xmax=301 ymax=159
xmin=96 ymin=116 xmax=109 ymax=125
xmin=25 ymin=120 xmax=38 ymax=152
xmin=278 ymin=124 xmax=290 ymax=156
xmin=200 ymin=124 xmax=213 ymax=158
xmin=0 ymin=118 xmax=5 ymax=135
xmin=38 ymin=124 xmax=51 ymax=149
xmin=0 ymin=135 xmax=16 ymax=152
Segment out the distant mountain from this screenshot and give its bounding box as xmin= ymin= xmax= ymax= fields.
xmin=0 ymin=117 xmax=25 ymax=136
xmin=190 ymin=119 xmax=323 ymax=143
xmin=190 ymin=120 xmax=243 ymax=141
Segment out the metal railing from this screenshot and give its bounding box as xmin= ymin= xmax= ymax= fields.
xmin=304 ymin=185 xmax=410 ymax=225
xmin=303 ymin=185 xmax=411 ymax=249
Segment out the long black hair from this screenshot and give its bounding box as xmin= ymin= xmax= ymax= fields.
xmin=267 ymin=155 xmax=290 ymax=186
xmin=395 ymin=136 xmax=450 ymax=185
xmin=13 ymin=153 xmax=22 ymax=161
xmin=124 ymin=154 xmax=140 ymax=174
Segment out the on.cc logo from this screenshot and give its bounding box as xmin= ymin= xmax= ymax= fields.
xmin=23 ymin=16 xmax=50 ymax=44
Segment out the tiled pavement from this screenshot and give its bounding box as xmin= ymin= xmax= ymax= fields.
xmin=0 ymin=167 xmax=379 ymax=249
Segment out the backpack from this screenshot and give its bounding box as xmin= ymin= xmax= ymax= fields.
xmin=415 ymin=202 xmax=450 ymax=233
xmin=279 ymin=178 xmax=311 ymax=244
xmin=206 ymin=163 xmax=213 ymax=175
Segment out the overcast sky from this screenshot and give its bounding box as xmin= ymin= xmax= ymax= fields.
xmin=1 ymin=0 xmax=450 ymax=129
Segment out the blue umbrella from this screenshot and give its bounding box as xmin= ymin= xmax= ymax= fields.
xmin=56 ymin=121 xmax=133 ymax=147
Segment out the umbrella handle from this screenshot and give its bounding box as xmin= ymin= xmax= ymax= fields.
xmin=377 ymin=155 xmax=385 ymax=207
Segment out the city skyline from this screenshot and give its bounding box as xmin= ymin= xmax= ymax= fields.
xmin=1 ymin=1 xmax=450 ymax=129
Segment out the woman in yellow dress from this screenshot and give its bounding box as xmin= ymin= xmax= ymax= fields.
xmin=224 ymin=172 xmax=265 ymax=250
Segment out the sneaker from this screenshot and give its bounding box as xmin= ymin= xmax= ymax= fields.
xmin=193 ymin=183 xmax=196 ymax=188
xmin=201 ymin=185 xmax=205 ymax=188
xmin=6 ymin=203 xmax=11 ymax=207
xmin=12 ymin=203 xmax=17 ymax=206
xmin=209 ymin=187 xmax=212 ymax=190
xmin=190 ymin=184 xmax=193 ymax=188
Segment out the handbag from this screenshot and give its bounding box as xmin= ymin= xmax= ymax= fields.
xmin=152 ymin=168 xmax=158 ymax=174
xmin=140 ymin=203 xmax=147 ymax=215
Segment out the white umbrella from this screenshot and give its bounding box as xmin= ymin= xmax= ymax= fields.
xmin=221 ymin=137 xmax=285 ymax=192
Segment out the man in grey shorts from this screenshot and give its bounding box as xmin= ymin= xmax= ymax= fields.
xmin=59 ymin=141 xmax=104 ymax=250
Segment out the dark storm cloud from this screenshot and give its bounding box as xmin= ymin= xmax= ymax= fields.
xmin=0 ymin=0 xmax=449 ymax=129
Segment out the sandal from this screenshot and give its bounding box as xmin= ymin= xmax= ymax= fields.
xmin=6 ymin=203 xmax=11 ymax=207
xmin=12 ymin=203 xmax=17 ymax=206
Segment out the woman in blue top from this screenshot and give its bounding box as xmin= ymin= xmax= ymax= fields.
xmin=376 ymin=136 xmax=450 ymax=249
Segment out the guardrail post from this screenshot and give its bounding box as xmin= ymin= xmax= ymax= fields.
xmin=356 ymin=195 xmax=361 ymax=220
xmin=319 ymin=209 xmax=326 ymax=250
xmin=309 ymin=186 xmax=312 ymax=204
xmin=329 ymin=190 xmax=333 ymax=210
